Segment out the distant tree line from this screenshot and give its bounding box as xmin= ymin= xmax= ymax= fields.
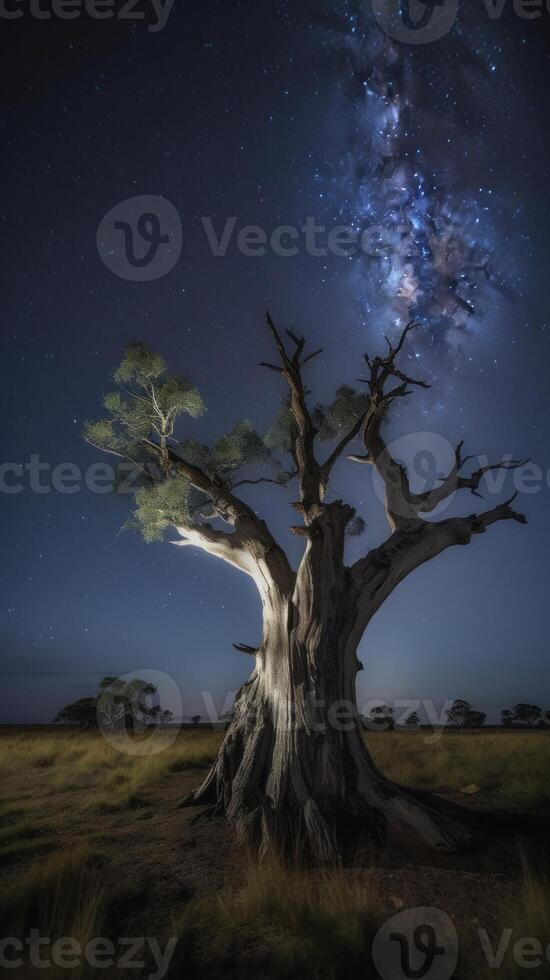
xmin=359 ymin=699 xmax=550 ymax=731
xmin=55 ymin=688 xmax=550 ymax=732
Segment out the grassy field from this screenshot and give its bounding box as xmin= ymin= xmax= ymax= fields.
xmin=1 ymin=728 xmax=549 ymax=978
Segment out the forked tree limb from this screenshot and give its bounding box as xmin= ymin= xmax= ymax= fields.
xmin=395 ymin=436 xmax=530 ymax=516
xmin=351 ymin=492 xmax=527 ymax=623
xmin=319 ymin=408 xmax=370 ymax=492
xmin=349 ymin=321 xmax=529 ymax=533
xmin=262 ymin=312 xmax=322 ymax=516
xmin=346 ymin=322 xmax=432 ymax=530
xmin=262 ymin=312 xmax=370 ymax=515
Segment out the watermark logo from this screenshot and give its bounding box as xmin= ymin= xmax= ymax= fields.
xmin=371 ymin=0 xmax=459 ymax=44
xmin=373 ymin=907 xmax=458 ymax=980
xmin=97 ymin=195 xmax=182 ymax=282
xmin=97 ymin=204 xmax=450 ymax=282
xmin=97 ymin=669 xmax=182 ymax=756
xmin=371 ymin=431 xmax=459 ymax=518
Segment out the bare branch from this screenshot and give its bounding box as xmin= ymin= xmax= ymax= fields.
xmin=320 ymin=408 xmax=369 ymax=489
xmin=465 ymin=492 xmax=527 ymax=530
xmin=265 ymin=311 xmax=289 ymax=365
xmin=233 ymin=471 xmax=298 ymax=490
xmin=360 ymin=321 xmax=428 ymax=396
xmin=387 ymin=366 xmax=430 ymax=389
xmin=233 ymin=643 xmax=258 ymax=656
xmin=265 ymin=311 xmax=322 ymax=515
xmin=285 ymin=327 xmax=306 ymax=364
xmin=259 ymin=361 xmax=284 ymax=374
xmin=455 ymin=457 xmax=531 ymax=500
xmin=347 ymin=321 xmax=432 ymax=531
xmin=301 ymin=347 xmax=324 ymax=367
xmin=290 ymin=525 xmax=312 ymax=537
xmin=346 ymin=320 xmax=528 ymax=599
xmin=351 ymin=493 xmax=526 ymax=623
xmin=412 ymin=445 xmax=531 ymax=515
xmin=349 ymin=323 xmax=528 ymax=536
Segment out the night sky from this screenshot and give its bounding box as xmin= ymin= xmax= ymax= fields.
xmin=2 ymin=0 xmax=550 ymax=724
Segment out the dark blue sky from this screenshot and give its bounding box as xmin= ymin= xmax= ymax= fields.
xmin=1 ymin=0 xmax=549 ymax=723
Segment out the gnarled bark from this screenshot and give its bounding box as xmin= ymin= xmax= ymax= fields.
xmin=183 ymin=503 xmax=472 ymax=862
xmin=184 ymin=613 xmax=472 ymax=861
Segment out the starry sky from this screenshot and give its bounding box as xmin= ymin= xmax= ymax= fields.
xmin=2 ymin=0 xmax=550 ymax=724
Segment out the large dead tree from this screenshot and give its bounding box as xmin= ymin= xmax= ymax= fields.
xmin=87 ymin=317 xmax=526 ymax=862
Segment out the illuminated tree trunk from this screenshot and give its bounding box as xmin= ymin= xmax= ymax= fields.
xmin=184 ymin=504 xmax=472 ymax=861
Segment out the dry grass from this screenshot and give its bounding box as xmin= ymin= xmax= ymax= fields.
xmin=219 ymin=859 xmax=381 ymax=976
xmin=0 ymin=845 xmax=108 ymax=979
xmin=0 ymin=727 xmax=223 ymax=818
xmin=464 ymin=856 xmax=550 ymax=979
xmin=367 ymin=729 xmax=550 ymax=808
xmin=1 ymin=727 xmax=548 ymax=864
xmin=170 ymin=858 xmax=382 ymax=979
xmin=1 ymin=727 xmax=549 ymax=978
xmin=2 ymin=727 xmax=549 ymax=813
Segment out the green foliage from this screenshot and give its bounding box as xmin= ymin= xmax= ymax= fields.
xmin=83 ymin=418 xmax=126 ymax=454
xmin=264 ymin=404 xmax=297 ymax=454
xmin=87 ymin=343 xmax=372 ymax=545
xmin=102 ymin=391 xmax=153 ymax=441
xmin=133 ymin=478 xmax=192 ymax=542
xmin=84 ymin=341 xmax=205 ymax=457
xmin=84 ymin=341 xmax=209 ymax=541
xmin=113 ymin=340 xmax=166 ymax=385
xmin=265 ymin=386 xmax=368 ymax=456
xmin=156 ymin=375 xmax=204 ymax=419
xmin=211 ymin=420 xmax=270 ymax=474
xmin=317 ymin=386 xmax=369 ymax=442
xmin=176 ymin=439 xmax=211 ymax=469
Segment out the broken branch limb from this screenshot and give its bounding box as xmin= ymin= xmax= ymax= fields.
xmin=233 ymin=643 xmax=258 ymax=655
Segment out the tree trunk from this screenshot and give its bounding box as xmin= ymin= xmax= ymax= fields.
xmin=184 ymin=521 xmax=472 ymax=862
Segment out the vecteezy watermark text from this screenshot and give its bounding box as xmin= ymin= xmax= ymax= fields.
xmin=199 ymin=216 xmax=383 ymax=259
xmin=200 ymin=692 xmax=457 ymax=742
xmin=96 ymin=194 xmax=428 ymax=282
xmin=0 ymin=933 xmax=177 ymax=977
xmin=1 ymin=448 xmax=545 ymax=500
xmin=0 ymin=0 xmax=174 ymax=31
